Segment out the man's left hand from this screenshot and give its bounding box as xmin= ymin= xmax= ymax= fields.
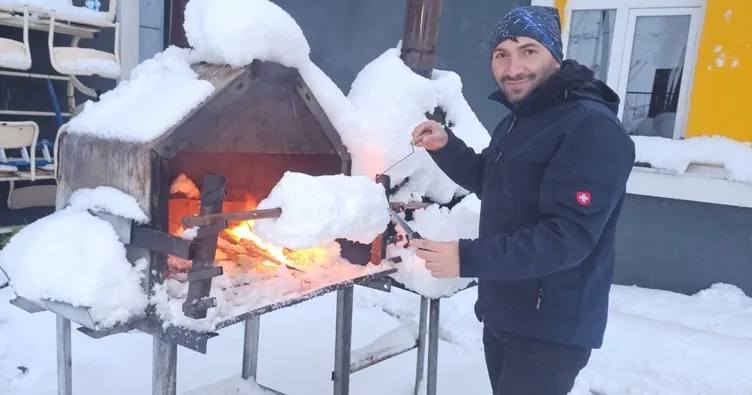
xmin=411 ymin=239 xmax=460 ymax=278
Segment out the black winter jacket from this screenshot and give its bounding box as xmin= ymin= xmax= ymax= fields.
xmin=428 ymin=60 xmax=635 ymax=349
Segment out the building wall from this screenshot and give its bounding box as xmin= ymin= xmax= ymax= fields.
xmin=552 ymin=0 xmax=752 ymax=142
xmin=616 ymin=195 xmax=752 ymax=296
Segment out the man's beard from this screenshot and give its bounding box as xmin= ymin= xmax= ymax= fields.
xmin=499 ymin=62 xmax=558 ymax=104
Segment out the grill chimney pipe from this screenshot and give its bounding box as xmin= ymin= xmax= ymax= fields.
xmin=400 ymin=0 xmax=444 ymax=78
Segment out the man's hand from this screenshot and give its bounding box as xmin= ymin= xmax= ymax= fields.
xmin=411 ymin=239 xmax=460 ymax=278
xmin=411 ymin=120 xmax=448 ymax=151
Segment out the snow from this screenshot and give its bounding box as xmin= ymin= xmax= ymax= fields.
xmin=254 ymin=172 xmax=390 ymax=249
xmin=389 ymin=195 xmax=480 ymax=298
xmin=633 ymin=135 xmax=752 ymax=183
xmin=55 ymin=56 xmax=121 ymax=79
xmin=0 ymin=210 xmax=148 ymax=329
xmin=2 ymin=282 xmax=751 ymax=394
xmin=345 ymin=46 xmax=491 ymax=203
xmin=184 ymin=0 xmax=310 ymax=69
xmin=65 ymin=46 xmax=215 ymax=143
xmin=0 ymin=46 xmax=30 ymax=71
xmin=68 ymin=186 xmax=149 ymax=223
xmin=152 ymin=242 xmax=385 ymax=331
xmin=0 ymin=186 xmax=149 ymax=328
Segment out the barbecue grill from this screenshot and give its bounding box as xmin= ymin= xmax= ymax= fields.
xmin=11 ymin=58 xmax=397 ymax=395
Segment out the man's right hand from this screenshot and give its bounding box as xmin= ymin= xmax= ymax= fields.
xmin=411 ymin=120 xmax=448 ymax=151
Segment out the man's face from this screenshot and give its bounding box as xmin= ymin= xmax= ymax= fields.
xmin=491 ymin=36 xmax=561 ymax=104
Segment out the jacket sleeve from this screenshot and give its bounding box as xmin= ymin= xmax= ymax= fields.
xmin=427 ymin=128 xmax=491 ymax=197
xmin=457 ymin=114 xmax=635 ymax=281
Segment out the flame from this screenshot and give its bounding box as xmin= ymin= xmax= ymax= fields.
xmin=224 ymin=194 xmax=325 ymax=269
xmin=226 ymin=222 xmax=288 ymax=266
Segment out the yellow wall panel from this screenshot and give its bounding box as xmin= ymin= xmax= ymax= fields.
xmin=686 ymin=1 xmax=752 ymax=142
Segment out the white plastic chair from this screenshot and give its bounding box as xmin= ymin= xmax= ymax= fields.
xmin=0 ymin=6 xmax=31 ymax=70
xmin=0 ymin=121 xmax=40 ymax=181
xmin=48 ymin=11 xmax=121 ymax=80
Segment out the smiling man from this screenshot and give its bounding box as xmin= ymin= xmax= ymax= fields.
xmin=410 ymin=5 xmax=635 ymax=395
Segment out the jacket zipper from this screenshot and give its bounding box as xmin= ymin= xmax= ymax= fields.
xmin=536 ymin=278 xmax=544 ymax=311
xmin=493 ymin=115 xmax=516 ymax=163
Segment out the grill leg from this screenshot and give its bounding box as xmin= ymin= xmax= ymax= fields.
xmin=332 ymin=286 xmax=354 ymax=395
xmin=152 ymin=337 xmax=177 ymax=395
xmin=241 ymin=316 xmax=261 ymax=381
xmin=56 ymin=316 xmax=72 ymax=395
xmin=426 ymin=298 xmax=440 ymax=395
xmin=414 ymin=296 xmax=429 ymax=395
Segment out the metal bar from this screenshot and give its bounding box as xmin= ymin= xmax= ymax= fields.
xmin=181 ymin=207 xmax=282 ymax=228
xmin=0 ymin=110 xmax=72 ymax=117
xmin=213 ymin=266 xmax=395 ymax=331
xmin=0 ymin=70 xmax=70 ymax=80
xmin=56 ymin=316 xmax=72 ymax=395
xmin=414 ymin=296 xmax=429 ymax=395
xmin=152 ymin=337 xmax=177 ymax=395
xmin=426 ymin=298 xmax=441 ymax=395
xmin=241 ymin=316 xmax=261 ymax=380
xmin=182 ymin=174 xmax=225 ymax=319
xmin=332 ymin=287 xmax=354 ymax=395
xmin=10 ymin=297 xmax=46 ymax=313
xmin=130 ymin=226 xmax=196 ymax=260
xmin=0 ymin=18 xmax=98 ymax=37
xmin=350 ymin=342 xmax=418 ymax=374
xmin=119 ymin=0 xmax=140 ymax=80
xmin=134 ymin=318 xmax=217 ymax=354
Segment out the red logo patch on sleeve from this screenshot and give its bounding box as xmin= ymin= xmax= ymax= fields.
xmin=576 ymin=191 xmax=591 ymax=206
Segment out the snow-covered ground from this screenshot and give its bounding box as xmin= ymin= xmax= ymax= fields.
xmin=2 ymin=282 xmax=751 ymax=395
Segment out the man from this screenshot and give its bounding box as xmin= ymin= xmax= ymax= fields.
xmin=410 ymin=5 xmax=635 ymax=395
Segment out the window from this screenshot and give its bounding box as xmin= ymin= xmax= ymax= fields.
xmin=567 ymin=10 xmax=617 ymax=82
xmin=561 ymin=1 xmax=702 ymax=139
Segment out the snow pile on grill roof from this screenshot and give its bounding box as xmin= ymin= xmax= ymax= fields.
xmin=0 ymin=187 xmax=149 ymax=328
xmin=253 ymin=172 xmax=390 ymax=249
xmin=65 ymin=46 xmax=215 ymax=143
xmin=184 ymin=0 xmax=310 ymax=69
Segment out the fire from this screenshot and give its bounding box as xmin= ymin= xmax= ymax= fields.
xmin=222 ymin=194 xmax=325 ymax=271
xmin=226 ymin=221 xmax=287 ymax=267
xmin=168 ymin=193 xmax=326 ymax=276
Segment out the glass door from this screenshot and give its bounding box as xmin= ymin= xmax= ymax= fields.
xmin=616 ymin=7 xmax=701 ymax=139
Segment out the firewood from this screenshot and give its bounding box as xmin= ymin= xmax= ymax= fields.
xmin=237 ymin=239 xmax=284 ymax=266
xmin=217 ymin=237 xmax=247 ymax=255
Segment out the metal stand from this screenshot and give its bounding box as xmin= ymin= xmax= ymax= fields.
xmin=152 ymin=337 xmax=177 ymax=395
xmin=414 ymin=297 xmax=428 ymax=394
xmin=241 ymin=316 xmax=260 ymax=381
xmin=56 ymin=316 xmax=72 ymax=395
xmin=333 ymin=287 xmax=354 ymax=395
xmin=344 ymin=293 xmax=442 ymax=395
xmin=21 ymin=267 xmax=394 ymax=395
xmin=426 ymin=298 xmax=440 ymax=395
